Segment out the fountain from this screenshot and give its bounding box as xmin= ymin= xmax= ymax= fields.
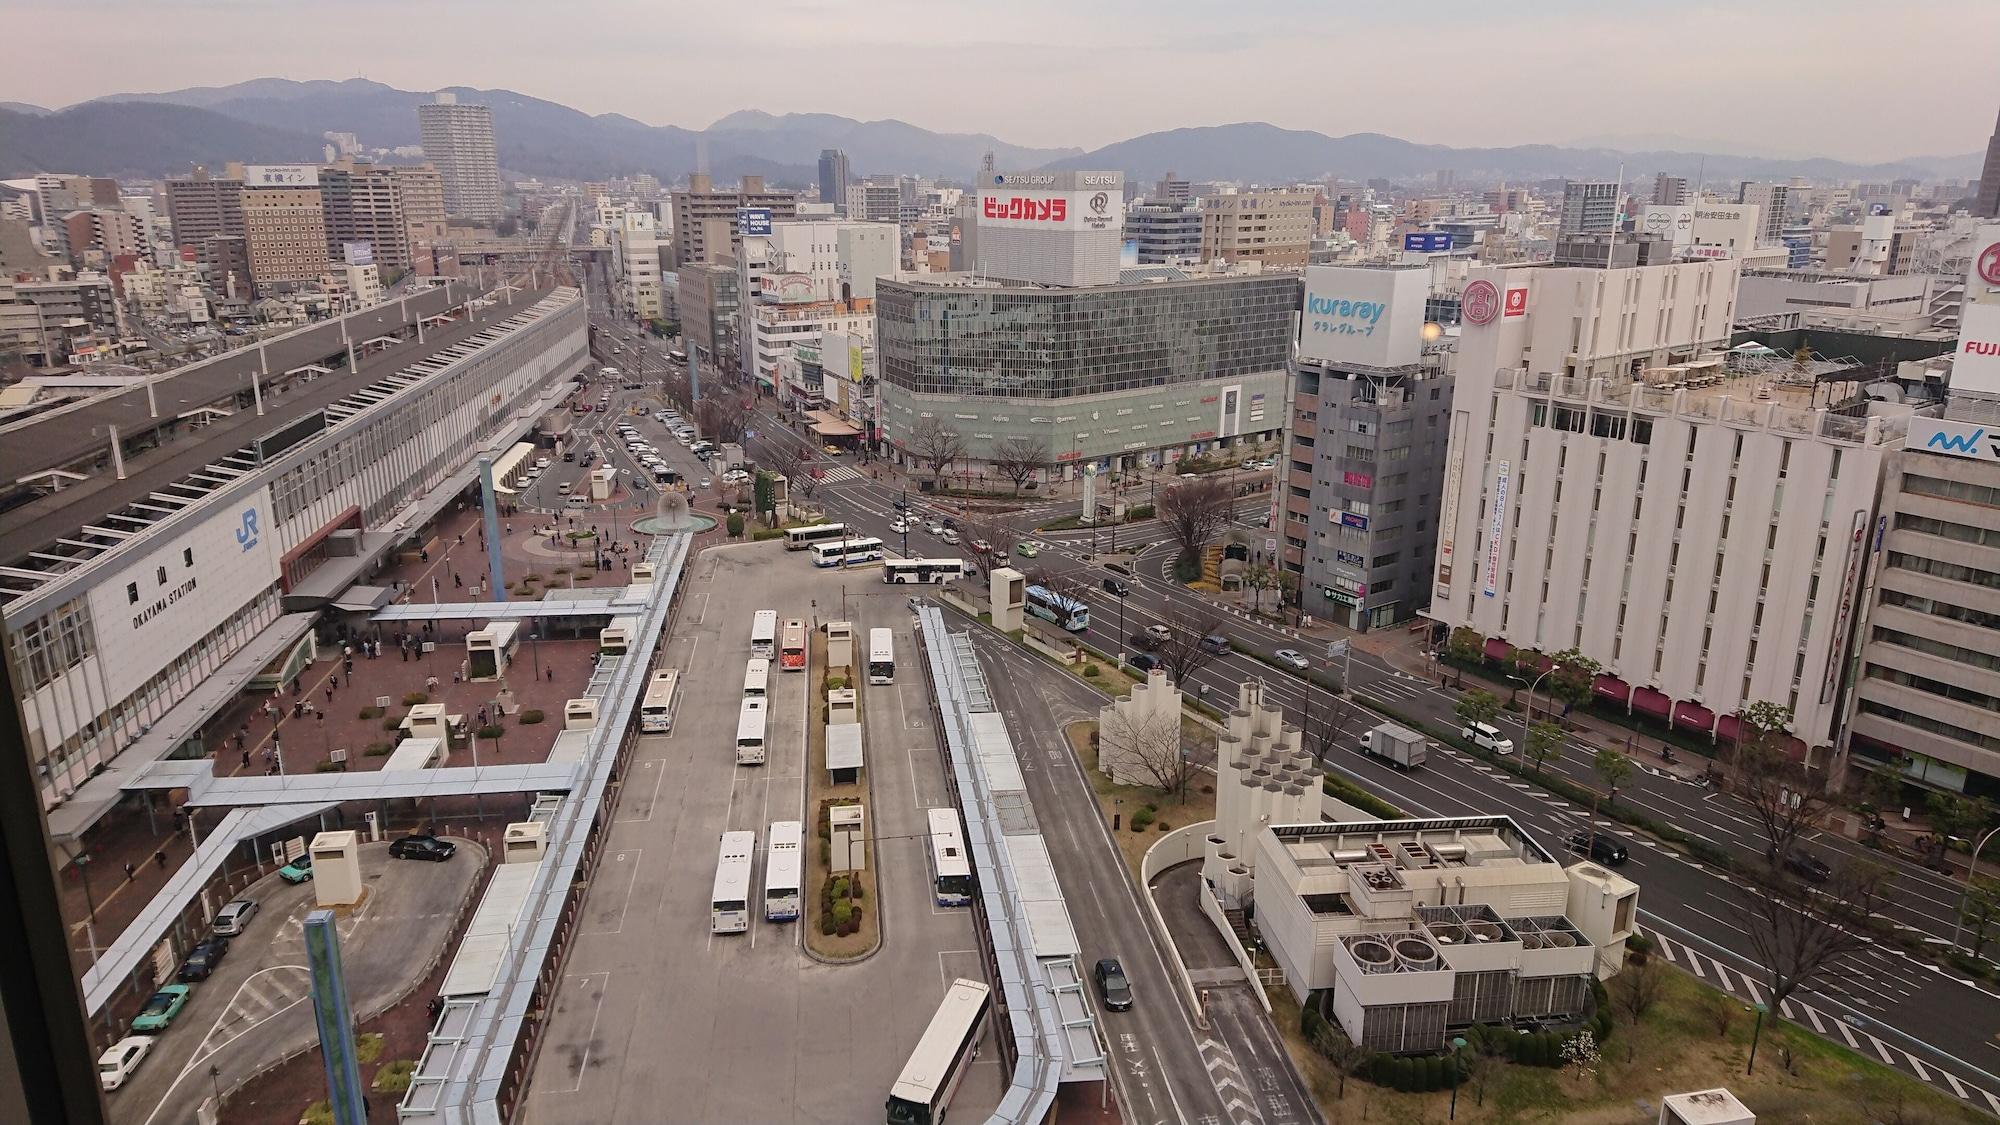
xmin=631 ymin=487 xmax=714 ymax=535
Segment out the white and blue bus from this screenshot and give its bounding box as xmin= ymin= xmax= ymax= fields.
xmin=742 ymin=657 xmax=771 ymax=698
xmin=882 ymin=558 xmax=968 ymax=585
xmin=868 ymin=628 xmax=895 ymax=686
xmin=784 ymin=522 xmax=849 ymax=551
xmin=809 ymin=536 xmax=884 ymax=568
xmin=749 ymin=609 xmax=778 ymax=658
xmin=764 ymin=820 xmax=803 ymax=922
xmin=736 ymin=698 xmax=768 ymax=765
xmin=711 ymin=830 xmax=756 ymax=934
xmin=1025 ymin=584 xmax=1089 ymax=632
xmin=640 ymin=668 xmax=679 ymax=734
xmin=885 ymin=978 xmax=992 ymax=1125
xmin=926 ymin=807 xmax=974 ymax=907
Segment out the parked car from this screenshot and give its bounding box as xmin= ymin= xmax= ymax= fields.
xmin=98 ymin=1036 xmax=154 ymax=1091
xmin=699 ymin=477 xmax=712 ymax=489
xmin=177 ymin=936 xmax=229 ymax=982
xmin=279 ymin=852 xmax=314 ymax=884
xmin=131 ymin=985 xmax=192 ymax=1033
xmin=1274 ymin=649 xmax=1310 ymax=671
xmin=389 ymin=834 xmax=457 ymax=862
xmin=1102 ymin=577 xmax=1131 ymax=596
xmin=212 ymin=897 xmax=259 ymax=936
xmin=1093 ymin=958 xmax=1133 ymax=1012
xmin=1564 ymin=829 xmax=1629 ymax=867
xmin=1782 ymin=850 xmax=1832 ymax=883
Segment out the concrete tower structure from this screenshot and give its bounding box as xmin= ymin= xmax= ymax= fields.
xmin=1202 ymin=679 xmax=1318 ymax=909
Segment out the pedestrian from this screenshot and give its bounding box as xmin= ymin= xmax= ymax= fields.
xmin=153 ymin=849 xmax=166 ymax=870
xmin=343 ymin=644 xmax=352 ymax=659
xmin=401 ymin=645 xmax=409 ymax=663
xmin=453 ymin=573 xmax=462 ymax=588
xmin=241 ymin=750 xmax=250 ymax=770
xmin=123 ymin=862 xmax=134 ymax=881
xmin=546 ymin=666 xmax=554 ymax=681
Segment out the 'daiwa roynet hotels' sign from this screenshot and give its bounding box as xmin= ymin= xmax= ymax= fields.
xmin=1298 ymin=265 xmax=1429 ymax=370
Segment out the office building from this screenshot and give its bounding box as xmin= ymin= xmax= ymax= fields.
xmin=736 ymin=219 xmax=895 ymax=394
xmin=61 ymin=208 xmax=147 ymax=263
xmin=1825 ymin=214 xmax=1915 ymax=276
xmin=976 ymin=170 xmax=1125 ymax=287
xmin=1980 ymin=107 xmax=2000 ymax=218
xmin=876 ymin=270 xmax=1297 ymax=474
xmin=670 ymin=174 xmax=798 ymax=269
xmin=1651 ymin=173 xmax=1689 ymax=207
xmin=817 ymin=149 xmax=850 ymax=214
xmin=1199 ymin=190 xmax=1314 ymax=270
xmin=846 ymin=178 xmax=903 ymax=226
xmin=164 ymin=167 xmax=245 ymax=247
xmin=319 ymin=161 xmax=411 ymax=271
xmin=1688 ymin=203 xmax=1763 ymax=260
xmin=678 ymin=261 xmax=740 ymax=367
xmin=392 ymin=165 xmax=450 ymax=249
xmin=1124 ymin=200 xmax=1203 ymax=265
xmin=612 ymin=211 xmax=668 ymax=321
xmin=1287 ymin=266 xmax=1453 ymax=629
xmin=1430 ymin=255 xmax=1911 ymax=758
xmin=240 ymin=178 xmax=330 ymax=294
xmin=201 ymin=235 xmax=253 ymax=302
xmin=1559 ymin=180 xmax=1621 ymax=236
xmin=416 ymin=94 xmax=502 ymax=223
xmin=1735 ymin=182 xmax=1791 ymax=245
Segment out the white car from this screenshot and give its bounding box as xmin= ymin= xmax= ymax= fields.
xmin=699 ymin=477 xmax=712 ymax=488
xmin=98 ymin=1036 xmax=153 ymax=1091
xmin=889 ymin=518 xmax=909 ymax=533
xmin=1274 ymin=649 xmax=1310 ymax=671
xmin=926 ymin=521 xmax=945 ymax=536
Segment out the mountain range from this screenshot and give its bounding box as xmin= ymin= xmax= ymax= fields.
xmin=0 ymin=77 xmax=1981 ymax=189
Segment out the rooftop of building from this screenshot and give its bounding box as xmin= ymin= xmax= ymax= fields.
xmin=1269 ymin=816 xmax=1555 ymax=868
xmin=883 ymin=269 xmax=1295 ymax=295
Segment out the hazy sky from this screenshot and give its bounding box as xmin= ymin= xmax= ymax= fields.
xmin=9 ymin=0 xmax=1998 ymax=162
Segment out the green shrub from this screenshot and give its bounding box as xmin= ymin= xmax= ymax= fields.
xmin=1081 ymin=664 xmax=1101 ymax=678
xmin=518 ymin=709 xmax=545 ymax=725
xmin=751 ymin=527 xmax=787 ymax=541
xmin=825 ymin=675 xmax=849 ymax=692
xmin=372 ymin=1059 xmax=416 ymax=1094
xmin=355 ymin=1033 xmax=385 ymax=1065
xmin=402 ymin=691 xmax=429 ymax=706
xmin=364 ymin=741 xmax=393 ymax=756
xmin=302 ymin=1102 xmax=334 ymax=1125
xmin=726 ymin=513 xmax=746 ymax=538
xmin=1157 ymin=820 xmax=1172 ymax=831
xmin=1129 ymin=808 xmax=1155 ymax=831
xmin=1143 ymin=802 xmax=1159 ymax=813
xmin=1391 ymin=1056 xmax=1417 ymax=1091
xmin=314 ymin=760 xmax=343 ymax=773
xmin=831 ymin=900 xmax=855 ymax=928
xmin=382 ymin=715 xmax=403 ymax=731
xmin=819 ymin=911 xmax=836 ymax=935
xmin=358 ymin=706 xmax=383 ymax=720
xmin=1125 ymin=504 xmax=1154 ymax=521
xmin=476 ymin=723 xmax=504 ymax=739
xmin=830 ymin=875 xmax=851 ymax=899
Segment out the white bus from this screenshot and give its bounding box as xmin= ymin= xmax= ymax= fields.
xmin=749 ymin=609 xmax=778 ymax=658
xmin=742 ymin=657 xmax=771 ymax=698
xmin=711 ymin=831 xmax=756 ymax=934
xmin=882 ymin=558 xmax=969 ymax=585
xmin=784 ymin=522 xmax=849 ymax=551
xmin=780 ymin=618 xmax=807 ymax=672
xmin=599 ymin=615 xmax=641 ymax=655
xmin=735 ymin=698 xmax=768 ymax=765
xmin=926 ymin=807 xmax=975 ymax=907
xmin=868 ymin=628 xmax=895 ymax=686
xmin=885 ymin=978 xmax=992 ymax=1125
xmin=764 ymin=821 xmax=803 ymax=922
xmin=809 ymin=536 xmax=884 ymax=568
xmin=640 ymin=668 xmax=679 ymax=734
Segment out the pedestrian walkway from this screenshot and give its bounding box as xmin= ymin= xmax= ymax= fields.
xmin=814 ymin=461 xmax=865 ymax=484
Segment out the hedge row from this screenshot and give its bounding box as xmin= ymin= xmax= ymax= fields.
xmin=1297 ymin=980 xmax=1613 ymax=1092
xmin=1321 ymin=774 xmax=1405 ymax=820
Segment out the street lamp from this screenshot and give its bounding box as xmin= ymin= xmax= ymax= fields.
xmin=1951 ymin=825 xmax=2000 ymax=951
xmin=1525 ymin=663 xmax=1564 ymax=728
xmin=1448 ymin=1035 xmax=1468 ymax=1119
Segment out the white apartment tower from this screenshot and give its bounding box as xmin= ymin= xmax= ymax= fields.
xmin=417 ymin=94 xmax=502 ymax=224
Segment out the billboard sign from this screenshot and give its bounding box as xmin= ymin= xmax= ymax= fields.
xmin=1342 ymin=470 xmax=1373 ymax=488
xmin=1435 ymin=410 xmax=1467 ymax=595
xmin=1403 ymin=232 xmax=1453 ymax=253
xmin=1821 ymin=510 xmax=1869 ymax=705
xmin=1953 ymin=300 xmax=2000 ymax=396
xmin=244 ymin=164 xmax=317 ymax=187
xmin=1299 ymin=265 xmax=1429 ymax=368
xmin=1977 ymin=239 xmax=2000 ymax=287
xmin=978 ymin=189 xmax=1124 ymax=233
xmin=1482 ymin=461 xmax=1510 ymax=598
xmin=342 ymin=242 xmax=374 ymax=267
xmin=1907 ymin=417 xmax=2000 ymax=463
xmin=1504 ymin=286 xmax=1528 ymax=317
xmin=736 ymin=208 xmax=773 ymax=236
xmin=759 ymin=273 xmax=816 ymax=304
xmin=1461 ymin=279 xmax=1499 ymax=325
xmin=1340 ymin=512 xmax=1369 ymax=530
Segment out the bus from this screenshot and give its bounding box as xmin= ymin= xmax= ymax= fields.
xmin=926 ymin=807 xmax=975 ymax=907
xmin=764 ymin=821 xmax=803 ymax=922
xmin=742 ymin=657 xmax=771 ymax=698
xmin=736 ymin=698 xmax=768 ymax=765
xmin=749 ymin=609 xmax=778 ymax=658
xmin=882 ymin=558 xmax=969 ymax=585
xmin=868 ymin=628 xmax=895 ymax=686
xmin=599 ymin=615 xmax=641 ymax=655
xmin=885 ymin=979 xmax=992 ymax=1125
xmin=784 ymin=523 xmax=849 ymax=551
xmin=809 ymin=537 xmax=884 ymax=568
xmin=640 ymin=668 xmax=679 ymax=734
xmin=780 ymin=618 xmax=807 ymax=672
xmin=711 ymin=831 xmax=755 ymax=934
xmin=1024 ymin=584 xmax=1090 ymax=632
xmin=669 ymin=349 xmax=688 ymax=364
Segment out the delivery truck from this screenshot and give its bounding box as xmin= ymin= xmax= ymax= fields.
xmin=1360 ymin=721 xmax=1429 ymax=770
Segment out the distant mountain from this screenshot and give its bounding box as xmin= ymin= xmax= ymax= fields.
xmin=1048 ymin=121 xmax=1983 ymax=186
xmin=0 ymin=101 xmax=50 ymax=116
xmin=0 ymin=102 xmax=322 ymax=180
xmin=703 ymin=109 xmax=1080 ymax=177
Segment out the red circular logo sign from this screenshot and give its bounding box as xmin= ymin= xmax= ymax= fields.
xmin=1979 ymin=243 xmax=2000 ymax=287
xmin=1462 ymin=279 xmax=1500 ymax=325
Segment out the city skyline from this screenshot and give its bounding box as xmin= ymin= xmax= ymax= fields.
xmin=5 ymin=0 xmax=1997 ymax=164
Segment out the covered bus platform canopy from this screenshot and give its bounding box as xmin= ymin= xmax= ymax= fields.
xmin=370 ymin=594 xmax=645 ymax=623
xmin=806 ymin=410 xmax=862 ymax=438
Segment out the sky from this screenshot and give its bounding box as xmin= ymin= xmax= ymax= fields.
xmin=8 ymin=0 xmax=1998 ymax=162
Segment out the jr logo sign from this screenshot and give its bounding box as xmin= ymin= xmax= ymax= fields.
xmin=235 ymin=507 xmax=261 ymax=553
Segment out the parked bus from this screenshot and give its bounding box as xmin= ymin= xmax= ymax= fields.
xmin=784 ymin=523 xmax=849 ymax=551
xmin=884 ymin=978 xmax=993 ymax=1125
xmin=749 ymin=609 xmax=778 ymax=658
xmin=868 ymin=628 xmax=895 ymax=686
xmin=809 ymin=536 xmax=884 ymax=568
xmin=1024 ymin=584 xmax=1090 ymax=632
xmin=599 ymin=615 xmax=641 ymax=655
xmin=780 ymin=619 xmax=807 ymax=671
xmin=466 ymin=621 xmax=520 ymax=680
xmin=640 ymin=668 xmax=679 ymax=734
xmin=735 ymin=698 xmax=768 ymax=765
xmin=742 ymin=657 xmax=771 ymax=698
xmin=926 ymin=807 xmax=975 ymax=907
xmin=881 ymin=558 xmax=968 ymax=585
xmin=764 ymin=821 xmax=803 ymax=922
xmin=711 ymin=831 xmax=756 ymax=934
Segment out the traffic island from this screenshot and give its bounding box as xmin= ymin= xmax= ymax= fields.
xmin=1064 ymin=719 xmax=1216 ymax=880
xmin=803 ymin=629 xmax=881 ymax=961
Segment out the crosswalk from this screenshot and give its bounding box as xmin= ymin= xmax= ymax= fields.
xmin=813 ymin=461 xmax=865 ymax=484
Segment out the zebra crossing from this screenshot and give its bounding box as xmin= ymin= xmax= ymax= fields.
xmin=813 ymin=461 xmax=865 ymax=484
xmin=1354 ymin=672 xmax=1452 ymax=705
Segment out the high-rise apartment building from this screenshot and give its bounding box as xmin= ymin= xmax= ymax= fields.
xmin=1736 ymin=182 xmax=1791 ymax=245
xmin=241 ymin=180 xmax=330 ymax=294
xmin=60 ymin=208 xmax=147 ymax=263
xmin=1124 ymin=200 xmax=1203 ymax=264
xmin=679 ymin=261 xmax=741 ymax=367
xmin=1558 ymin=181 xmax=1621 ymax=236
xmin=846 ymin=177 xmax=902 ymax=225
xmin=817 ymin=149 xmax=850 ymax=214
xmin=1651 ymin=173 xmax=1688 ymax=207
xmin=416 ymin=93 xmax=502 ymax=223
xmin=670 ymin=174 xmax=798 ymax=269
xmin=1974 ymin=107 xmax=1999 ymax=218
xmin=164 ymin=167 xmax=245 ymax=247
xmin=1154 ymin=172 xmax=1192 ymax=204
xmin=1199 ymin=191 xmax=1314 ymax=269
xmin=392 ymin=165 xmax=449 ymax=253
xmin=319 ymin=161 xmax=411 ymax=271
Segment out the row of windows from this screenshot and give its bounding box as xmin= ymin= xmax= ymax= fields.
xmin=1864 ymin=664 xmax=2000 ymax=715
xmin=1885 ymin=551 xmax=2000 ymax=592
xmin=1894 ymin=511 xmax=2000 ymax=551
xmin=1878 ymin=587 xmax=2000 ymax=631
xmin=1902 ymin=472 xmax=2000 ymax=510
xmin=1871 ymin=626 xmax=2000 ymax=673
xmin=1856 ymin=699 xmax=2000 ymax=755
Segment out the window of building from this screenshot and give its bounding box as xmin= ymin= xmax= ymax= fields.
xmin=128 ymin=582 xmax=139 ymax=604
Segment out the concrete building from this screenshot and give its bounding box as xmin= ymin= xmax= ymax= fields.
xmin=846 ymin=177 xmax=901 ymax=225
xmin=731 ymin=218 xmax=894 ymax=388
xmin=746 ymin=297 xmax=873 ymax=407
xmin=1097 ymin=667 xmax=1185 ymax=788
xmin=876 ymin=270 xmax=1297 ymax=474
xmin=1558 ymin=181 xmax=1620 ymax=237
xmin=670 ymin=174 xmax=798 ymax=269
xmin=1735 ymin=270 xmax=1935 ymax=332
xmin=611 ymin=211 xmax=667 ymax=321
xmin=1826 ymin=214 xmax=1913 ymax=276
xmin=1979 ymin=107 xmax=2000 ymax=219
xmin=60 ymin=208 xmax=147 ymax=264
xmin=678 ymin=261 xmax=740 ymax=368
xmin=1430 ymin=255 xmax=1916 ymax=756
xmin=164 ymin=167 xmax=245 ymax=247
xmin=1199 ymin=190 xmax=1314 ymax=270
xmin=1124 ymin=200 xmax=1203 ymax=265
xmin=241 ymin=183 xmax=330 ymax=294
xmin=1651 ymin=173 xmax=1689 ymax=207
xmin=817 ymin=148 xmax=850 ymax=214
xmin=201 ymin=235 xmax=253 ymax=303
xmin=817 ymin=326 xmax=878 ymax=442
xmin=0 ymin=276 xmax=121 ymax=366
xmin=1154 ymin=173 xmax=1192 ymax=204
xmin=977 ymin=171 xmax=1125 ymax=287
xmin=319 ymin=161 xmax=412 ymax=271
xmin=1736 ymin=182 xmax=1791 ymax=245
xmin=1688 ymin=204 xmax=1763 ymax=261
xmin=417 ymin=94 xmax=502 ymax=223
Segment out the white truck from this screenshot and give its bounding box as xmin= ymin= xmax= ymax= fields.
xmin=1360 ymin=721 xmax=1429 ymax=770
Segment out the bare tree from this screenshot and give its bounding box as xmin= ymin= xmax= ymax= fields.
xmin=1099 ymin=705 xmax=1195 ymax=797
xmin=1744 ymin=856 xmax=1893 ymax=1064
xmin=907 ymin=417 xmax=965 ymax=487
xmin=762 ymin=442 xmax=817 ymax=503
xmin=960 ymin=515 xmax=1019 ymax=579
xmin=1157 ymin=478 xmax=1232 ymax=576
xmin=1613 ymin=955 xmax=1665 ymax=1021
xmin=1298 ymin=690 xmax=1365 ymax=764
xmin=695 ymin=395 xmax=747 ymax=445
xmin=989 ymin=435 xmax=1050 ymax=495
xmin=1151 ymin=606 xmax=1226 ymax=686
xmin=1731 ymin=701 xmax=1827 ymax=862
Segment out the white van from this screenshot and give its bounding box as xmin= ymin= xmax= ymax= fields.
xmin=1461 ymin=721 xmax=1516 ymax=755
xmin=566 ymin=493 xmax=589 ymax=508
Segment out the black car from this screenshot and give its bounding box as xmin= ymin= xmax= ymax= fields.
xmin=1782 ymin=850 xmax=1832 ymax=883
xmin=1102 ymin=577 xmax=1131 ymax=597
xmin=1128 ymin=653 xmax=1162 ymax=673
xmin=1564 ymin=829 xmax=1629 ymax=867
xmin=1129 ymin=631 xmax=1165 ymax=652
xmin=389 ymin=834 xmax=457 ymax=862
xmin=178 ymin=936 xmax=229 ymax=982
xmin=892 ymin=498 xmax=913 ymax=513
xmin=1093 ymin=958 xmax=1133 ymax=1012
